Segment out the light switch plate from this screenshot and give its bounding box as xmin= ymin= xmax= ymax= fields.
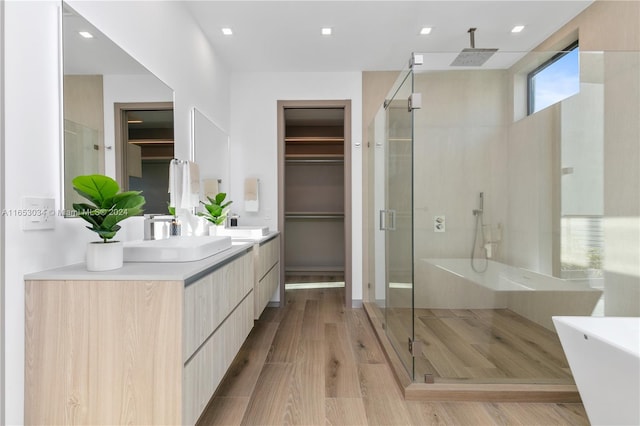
xmin=21 ymin=197 xmax=56 ymax=230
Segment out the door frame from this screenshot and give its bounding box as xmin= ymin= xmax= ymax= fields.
xmin=114 ymin=101 xmax=173 ymax=190
xmin=277 ymin=99 xmax=352 ymax=308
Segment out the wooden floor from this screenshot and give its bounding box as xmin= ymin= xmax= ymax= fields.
xmin=285 ymin=274 xmax=345 ymax=284
xmin=197 ymin=288 xmax=588 ymax=425
xmin=385 ymin=307 xmax=574 ymax=384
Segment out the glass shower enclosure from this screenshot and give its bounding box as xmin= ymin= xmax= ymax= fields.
xmin=370 ymin=68 xmax=416 ymax=378
xmin=367 ymin=48 xmax=639 ymax=389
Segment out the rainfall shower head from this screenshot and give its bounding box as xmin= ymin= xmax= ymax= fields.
xmin=450 ymin=28 xmax=498 ymax=67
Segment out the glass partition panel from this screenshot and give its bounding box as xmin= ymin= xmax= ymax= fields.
xmin=63 ymin=119 xmax=101 ymax=208
xmin=369 ymin=68 xmax=415 ymax=377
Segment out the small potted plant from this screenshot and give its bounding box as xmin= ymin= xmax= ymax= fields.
xmin=198 ymin=192 xmax=232 ymax=235
xmin=72 ymin=174 xmax=145 ymax=271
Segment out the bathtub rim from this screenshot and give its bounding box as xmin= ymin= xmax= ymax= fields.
xmin=421 ymin=257 xmax=603 ymax=292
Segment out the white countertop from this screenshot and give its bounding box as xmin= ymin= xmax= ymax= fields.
xmin=25 ymin=232 xmax=278 ymax=284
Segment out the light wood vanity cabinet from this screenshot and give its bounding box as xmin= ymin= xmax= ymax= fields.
xmin=254 ymin=235 xmax=280 ymax=319
xmin=25 ymin=247 xmax=255 ymax=426
xmin=182 ymin=252 xmax=254 ymax=424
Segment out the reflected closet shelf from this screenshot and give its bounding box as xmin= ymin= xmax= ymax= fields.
xmin=285 ymin=154 xmax=344 ymax=164
xmin=285 ymin=136 xmax=344 ymax=144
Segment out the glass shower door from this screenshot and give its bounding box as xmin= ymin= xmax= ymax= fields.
xmin=381 ymin=69 xmax=415 ymax=378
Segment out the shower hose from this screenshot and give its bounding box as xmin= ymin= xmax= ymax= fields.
xmin=471 ymin=211 xmax=488 ymax=273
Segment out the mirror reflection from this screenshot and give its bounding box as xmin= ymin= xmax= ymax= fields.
xmin=192 ymin=108 xmax=230 ymax=199
xmin=62 ymin=2 xmax=174 ymax=214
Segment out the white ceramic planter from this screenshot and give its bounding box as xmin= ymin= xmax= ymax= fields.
xmin=208 ymin=224 xmax=225 ymax=236
xmin=86 ymin=241 xmax=123 ymax=271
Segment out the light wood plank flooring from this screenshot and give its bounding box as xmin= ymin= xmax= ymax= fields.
xmin=286 ymin=274 xmax=346 ymax=283
xmin=197 ymin=288 xmax=588 ymax=425
xmin=385 ymin=307 xmax=575 ymax=384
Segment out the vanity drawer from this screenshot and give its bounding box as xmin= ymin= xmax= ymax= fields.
xmin=183 ymin=253 xmax=254 ymax=362
xmin=182 ymin=291 xmax=254 ymax=425
xmin=257 ymin=236 xmax=279 ymax=280
xmin=256 ymin=261 xmax=280 ymax=319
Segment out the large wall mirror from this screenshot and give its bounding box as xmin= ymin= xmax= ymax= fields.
xmin=62 ymin=2 xmax=174 ymax=214
xmin=192 ymin=108 xmax=230 ymax=200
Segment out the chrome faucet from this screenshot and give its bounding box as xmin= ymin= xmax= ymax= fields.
xmin=144 ymin=214 xmax=180 ymax=240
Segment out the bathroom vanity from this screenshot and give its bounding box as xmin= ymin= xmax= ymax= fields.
xmin=24 ymin=232 xmax=280 ymax=425
xmin=253 ymin=234 xmax=280 ymax=319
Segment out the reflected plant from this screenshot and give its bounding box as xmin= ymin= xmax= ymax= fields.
xmin=198 ymin=192 xmax=232 ymax=226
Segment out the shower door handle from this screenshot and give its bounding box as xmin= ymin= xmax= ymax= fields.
xmin=388 ymin=209 xmax=397 ymax=231
xmin=379 ymin=209 xmax=397 ymax=231
xmin=379 ymin=210 xmax=387 ymax=230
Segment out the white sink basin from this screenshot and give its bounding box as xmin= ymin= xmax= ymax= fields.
xmin=216 ymin=226 xmax=269 ymax=239
xmin=123 ymin=236 xmax=232 ymax=262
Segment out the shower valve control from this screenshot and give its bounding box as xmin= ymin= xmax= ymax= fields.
xmin=434 ymin=215 xmax=445 ymax=232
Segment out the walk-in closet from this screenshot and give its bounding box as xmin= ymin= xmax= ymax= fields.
xmin=282 ymin=107 xmax=346 ymax=288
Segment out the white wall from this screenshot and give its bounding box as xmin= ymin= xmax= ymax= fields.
xmin=230 ymin=72 xmax=363 ymax=303
xmin=2 ymin=1 xmax=230 ymax=423
xmin=67 ymin=0 xmax=232 ymax=151
xmin=0 ymin=0 xmax=5 ymax=420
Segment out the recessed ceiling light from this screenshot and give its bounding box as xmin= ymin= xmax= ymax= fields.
xmin=511 ymin=25 xmax=525 ymax=33
xmin=321 ymin=27 xmax=332 ymax=36
xmin=221 ymin=28 xmax=233 ymax=36
xmin=419 ymin=27 xmax=432 ymax=35
xmin=78 ymin=31 xmax=93 ymax=39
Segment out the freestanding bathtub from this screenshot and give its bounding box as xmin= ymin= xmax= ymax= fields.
xmin=553 ymin=316 xmax=640 ymax=426
xmin=415 ymin=259 xmax=603 ymax=330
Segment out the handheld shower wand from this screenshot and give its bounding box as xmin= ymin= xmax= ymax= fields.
xmin=473 ymin=192 xmax=484 ymax=216
xmin=471 ymin=192 xmax=488 ymax=272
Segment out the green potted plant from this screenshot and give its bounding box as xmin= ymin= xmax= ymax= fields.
xmin=72 ymin=174 xmax=145 ymax=271
xmin=198 ymin=192 xmax=232 ymax=235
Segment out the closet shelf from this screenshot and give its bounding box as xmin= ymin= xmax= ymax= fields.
xmin=285 ymin=212 xmax=344 ymax=220
xmin=128 ymin=139 xmax=174 ymax=145
xmin=285 ymin=136 xmax=344 ymax=144
xmin=285 ymin=157 xmax=344 ymax=164
xmin=141 ymin=156 xmax=173 ymax=160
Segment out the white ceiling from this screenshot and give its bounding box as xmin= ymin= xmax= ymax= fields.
xmin=185 ymin=0 xmax=593 ymax=72
xmin=63 ymin=4 xmax=149 ymax=75
xmin=64 ymin=1 xmax=594 ymax=75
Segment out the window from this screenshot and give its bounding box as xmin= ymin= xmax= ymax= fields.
xmin=528 ymin=42 xmax=579 ymax=115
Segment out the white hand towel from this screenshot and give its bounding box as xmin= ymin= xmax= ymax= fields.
xmin=202 ymin=178 xmax=219 ymax=199
xmin=168 ymin=160 xmax=182 ymax=208
xmin=244 ymin=177 xmax=259 ymax=212
xmin=180 ymin=161 xmax=200 ymax=209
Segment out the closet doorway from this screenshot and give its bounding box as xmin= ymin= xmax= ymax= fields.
xmin=114 ymin=102 xmax=174 ymax=214
xmin=278 ymin=100 xmax=352 ymax=308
